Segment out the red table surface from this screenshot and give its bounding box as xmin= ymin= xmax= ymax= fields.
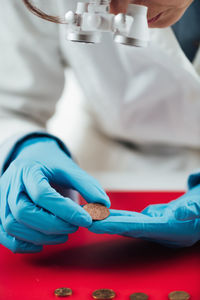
xmin=0 ymin=191 xmax=199 ymax=300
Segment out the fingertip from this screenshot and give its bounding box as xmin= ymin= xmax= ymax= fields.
xmin=102 ymin=194 xmax=111 ymax=208
xmin=90 ymin=193 xmax=111 ymax=208
xmin=79 ymin=179 xmax=111 ymax=208
xmin=95 ymin=188 xmax=111 ymax=208
xmin=96 ymin=188 xmax=110 ymax=203
xmin=77 ymin=203 xmax=93 ymax=226
xmin=80 ymin=214 xmax=93 ymax=227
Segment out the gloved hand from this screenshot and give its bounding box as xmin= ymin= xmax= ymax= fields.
xmin=0 ymin=136 xmax=110 ymax=253
xmin=89 ymin=184 xmax=200 ymax=248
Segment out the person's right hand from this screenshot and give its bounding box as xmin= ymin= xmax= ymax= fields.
xmin=0 ymin=136 xmax=110 ymax=253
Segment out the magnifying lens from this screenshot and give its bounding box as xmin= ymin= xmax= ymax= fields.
xmin=65 ymin=0 xmax=149 ymax=47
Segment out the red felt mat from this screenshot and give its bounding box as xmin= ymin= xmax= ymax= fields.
xmin=0 ymin=191 xmax=199 ymax=300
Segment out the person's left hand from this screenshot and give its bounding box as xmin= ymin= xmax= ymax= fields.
xmin=89 ymin=184 xmax=200 ymax=248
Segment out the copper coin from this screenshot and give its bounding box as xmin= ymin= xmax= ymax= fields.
xmin=130 ymin=292 xmax=149 ymax=300
xmin=54 ymin=287 xmax=72 ymax=297
xmin=83 ymin=203 xmax=110 ymax=220
xmin=92 ymin=288 xmax=116 ymax=299
xmin=168 ymin=291 xmax=190 ymax=300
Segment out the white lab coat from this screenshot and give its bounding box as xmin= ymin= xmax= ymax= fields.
xmin=0 ymin=0 xmax=200 ymax=188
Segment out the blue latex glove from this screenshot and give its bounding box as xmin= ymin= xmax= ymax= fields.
xmin=0 ymin=137 xmax=110 ymax=253
xmin=89 ymin=184 xmax=200 ymax=248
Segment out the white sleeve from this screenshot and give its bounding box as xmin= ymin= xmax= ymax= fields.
xmin=0 ymin=0 xmax=65 ymax=172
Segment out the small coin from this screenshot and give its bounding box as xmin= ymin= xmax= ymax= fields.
xmin=130 ymin=292 xmax=149 ymax=300
xmin=83 ymin=203 xmax=110 ymax=221
xmin=92 ymin=288 xmax=116 ymax=299
xmin=54 ymin=287 xmax=72 ymax=297
xmin=168 ymin=291 xmax=190 ymax=300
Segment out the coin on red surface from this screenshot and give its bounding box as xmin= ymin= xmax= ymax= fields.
xmin=130 ymin=292 xmax=149 ymax=300
xmin=83 ymin=203 xmax=110 ymax=220
xmin=54 ymin=287 xmax=72 ymax=297
xmin=168 ymin=291 xmax=190 ymax=300
xmin=92 ymin=289 xmax=116 ymax=299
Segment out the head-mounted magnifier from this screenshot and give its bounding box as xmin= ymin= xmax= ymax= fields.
xmin=65 ymin=0 xmax=149 ymax=47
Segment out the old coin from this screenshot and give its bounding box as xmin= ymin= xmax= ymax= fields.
xmin=130 ymin=292 xmax=149 ymax=300
xmin=54 ymin=287 xmax=72 ymax=297
xmin=92 ymin=288 xmax=116 ymax=299
xmin=168 ymin=291 xmax=190 ymax=300
xmin=83 ymin=203 xmax=110 ymax=220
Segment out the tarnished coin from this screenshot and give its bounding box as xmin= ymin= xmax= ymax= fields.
xmin=54 ymin=287 xmax=72 ymax=297
xmin=168 ymin=291 xmax=190 ymax=300
xmin=92 ymin=288 xmax=116 ymax=299
xmin=130 ymin=292 xmax=149 ymax=300
xmin=83 ymin=203 xmax=110 ymax=221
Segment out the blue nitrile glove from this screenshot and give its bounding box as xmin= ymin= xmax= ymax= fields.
xmin=0 ymin=137 xmax=110 ymax=253
xmin=89 ymin=184 xmax=200 ymax=248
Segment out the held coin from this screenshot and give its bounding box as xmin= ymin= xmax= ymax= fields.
xmin=83 ymin=203 xmax=110 ymax=221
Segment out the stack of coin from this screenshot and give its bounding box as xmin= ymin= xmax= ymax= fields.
xmin=168 ymin=291 xmax=190 ymax=300
xmin=54 ymin=287 xmax=72 ymax=297
xmin=83 ymin=203 xmax=110 ymax=221
xmin=130 ymin=292 xmax=149 ymax=300
xmin=92 ymin=289 xmax=116 ymax=299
